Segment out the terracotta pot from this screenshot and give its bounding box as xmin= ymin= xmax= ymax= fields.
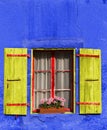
xmin=40 ymin=107 xmax=65 ymax=114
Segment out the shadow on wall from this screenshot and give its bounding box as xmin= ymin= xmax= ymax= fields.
xmin=103 ymin=0 xmax=107 ymax=3
xmin=22 ymin=39 xmax=84 ymax=48
xmin=85 ymin=0 xmax=107 ymax=4
xmin=85 ymin=0 xmax=90 ymax=3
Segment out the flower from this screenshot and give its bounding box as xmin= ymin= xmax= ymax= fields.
xmin=39 ymin=96 xmax=66 ymax=109
xmin=40 ymin=99 xmax=45 ymax=104
xmin=61 ymin=102 xmax=64 ymax=107
xmin=54 ymin=96 xmax=66 ymax=102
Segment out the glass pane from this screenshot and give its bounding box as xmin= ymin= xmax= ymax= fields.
xmin=55 ymin=72 xmax=71 ymax=89
xmin=55 ymin=91 xmax=71 ymax=108
xmin=34 ymin=52 xmax=51 ymax=70
xmin=35 ymin=92 xmax=50 ymax=108
xmin=55 ymin=52 xmax=71 ymax=70
xmin=34 ymin=51 xmax=51 ymax=108
xmin=35 ymin=73 xmax=51 ymax=90
xmin=55 ymin=51 xmax=72 ymax=109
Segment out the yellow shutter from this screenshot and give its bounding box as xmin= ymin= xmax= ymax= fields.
xmin=4 ymin=48 xmax=28 ymax=115
xmin=78 ymin=48 xmax=102 ymax=114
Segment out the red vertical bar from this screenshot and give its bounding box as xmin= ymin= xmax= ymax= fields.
xmin=51 ymin=52 xmax=55 ymax=98
xmin=72 ymin=51 xmax=74 ymax=112
xmin=32 ymin=57 xmax=35 ymax=111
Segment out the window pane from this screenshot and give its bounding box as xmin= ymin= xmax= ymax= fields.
xmin=56 ymin=72 xmax=71 ymax=89
xmin=55 ymin=51 xmax=72 ymax=108
xmin=55 ymin=52 xmax=71 ymax=70
xmin=35 ymin=52 xmax=51 ymax=70
xmin=34 ymin=52 xmax=51 ymax=108
xmin=35 ymin=73 xmax=51 ymax=90
xmin=55 ymin=91 xmax=71 ymax=108
xmin=35 ymin=92 xmax=50 ymax=109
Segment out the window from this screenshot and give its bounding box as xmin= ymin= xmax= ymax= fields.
xmin=31 ymin=49 xmax=75 ymax=113
xmin=4 ymin=48 xmax=102 ymax=115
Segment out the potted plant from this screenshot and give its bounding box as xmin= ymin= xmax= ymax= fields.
xmin=39 ymin=96 xmax=66 ymax=114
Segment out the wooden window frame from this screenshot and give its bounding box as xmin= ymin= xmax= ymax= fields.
xmin=31 ymin=49 xmax=75 ymax=114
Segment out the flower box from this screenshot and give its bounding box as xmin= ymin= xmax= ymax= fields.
xmin=39 ymin=96 xmax=66 ymax=114
xmin=40 ymin=107 xmax=65 ymax=114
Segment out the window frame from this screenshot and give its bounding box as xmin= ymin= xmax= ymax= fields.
xmin=30 ymin=48 xmax=76 ymax=114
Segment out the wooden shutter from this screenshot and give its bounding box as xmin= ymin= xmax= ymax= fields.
xmin=78 ymin=48 xmax=102 ymax=114
xmin=4 ymin=48 xmax=28 ymax=115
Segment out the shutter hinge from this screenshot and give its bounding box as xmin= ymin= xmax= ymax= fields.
xmin=7 ymin=54 xmax=30 ymax=58
xmin=76 ymin=54 xmax=99 ymax=58
xmin=6 ymin=103 xmax=30 ymax=107
xmin=76 ymin=102 xmax=100 ymax=105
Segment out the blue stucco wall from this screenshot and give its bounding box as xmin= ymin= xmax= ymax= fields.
xmin=0 ymin=0 xmax=107 ymax=129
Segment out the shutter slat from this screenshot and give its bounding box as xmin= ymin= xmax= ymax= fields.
xmin=79 ymin=49 xmax=102 ymax=114
xmin=4 ymin=48 xmax=27 ymax=115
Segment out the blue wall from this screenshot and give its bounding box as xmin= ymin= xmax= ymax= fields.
xmin=0 ymin=0 xmax=107 ymax=129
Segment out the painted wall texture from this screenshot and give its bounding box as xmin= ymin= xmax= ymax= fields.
xmin=0 ymin=0 xmax=107 ymax=129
